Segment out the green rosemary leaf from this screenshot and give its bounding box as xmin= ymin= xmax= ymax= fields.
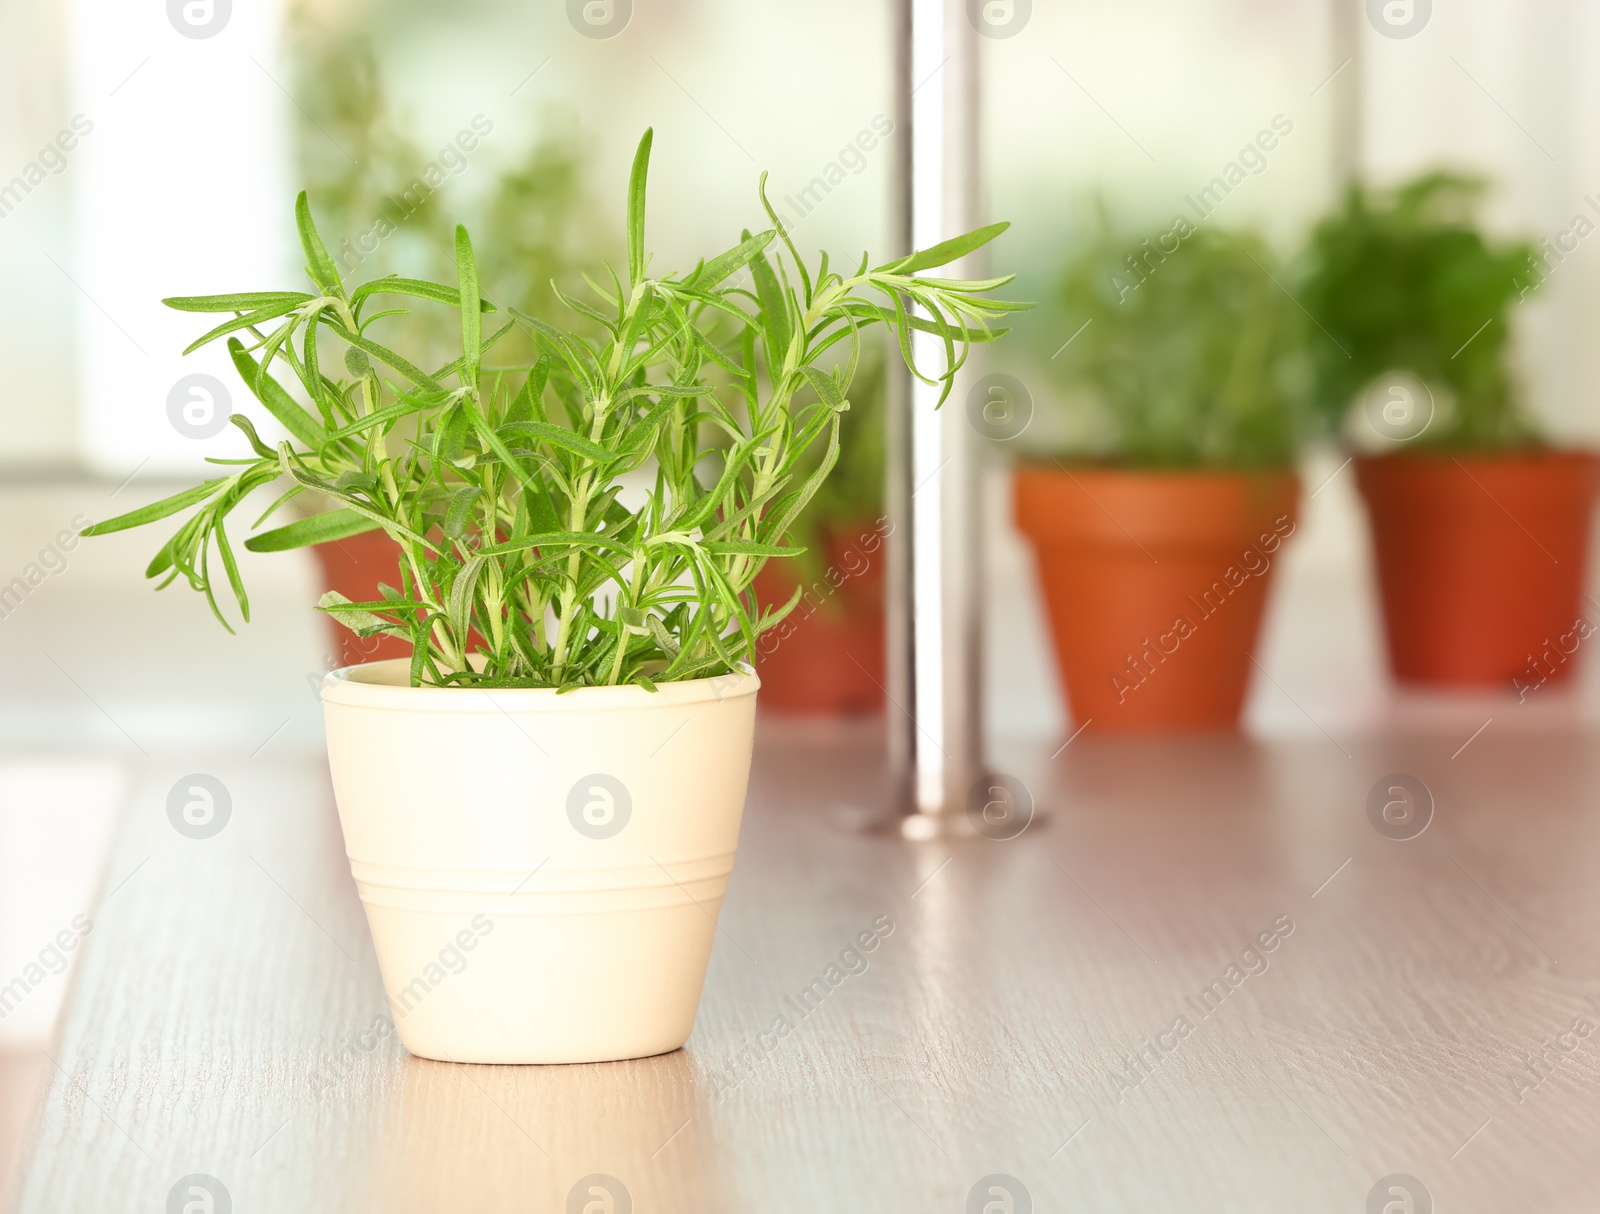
xmin=222 ymin=339 xmax=324 ymax=447
xmin=477 ymin=530 xmax=632 ymax=558
xmin=321 ymin=396 xmax=429 ymax=442
xmin=877 ymin=221 xmax=1010 ymax=275
xmin=686 ymin=229 xmax=776 ymax=291
xmin=244 ymin=508 xmax=381 ymax=553
xmin=317 ymin=590 xmax=386 ymax=633
xmin=443 ymin=486 xmax=483 ymax=539
xmin=295 ymin=191 xmax=345 ymax=300
xmin=746 ymin=231 xmax=792 ymax=379
xmin=164 ymin=291 xmax=312 ymax=313
xmin=701 ymin=540 xmax=801 ymax=557
xmin=81 ymin=479 xmax=228 ymax=536
xmin=227 ymin=414 xmax=277 ymax=459
xmin=504 ymin=358 xmax=550 ymax=426
xmin=497 ymin=420 xmax=614 ymax=464
xmin=455 ymin=226 xmax=481 ymax=388
xmin=349 ymin=277 xmax=497 ymax=313
xmin=181 ymin=298 xmax=303 ymax=356
xmin=447 ymin=554 xmax=488 ymax=641
xmin=214 ymin=514 xmax=249 ymax=624
xmin=321 ymin=320 xmax=443 ymax=392
xmin=626 ymin=128 xmax=653 ymax=287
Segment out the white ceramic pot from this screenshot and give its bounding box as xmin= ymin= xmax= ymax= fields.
xmin=321 ymin=659 xmax=760 ymax=1064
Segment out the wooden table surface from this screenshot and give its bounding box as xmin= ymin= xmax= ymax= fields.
xmin=8 ymin=719 xmax=1600 ymax=1212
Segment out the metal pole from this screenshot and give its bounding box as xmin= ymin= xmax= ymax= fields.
xmin=1329 ymin=0 xmax=1363 ymax=188
xmin=885 ymin=0 xmax=916 ymax=823
xmin=885 ymin=0 xmax=986 ymax=839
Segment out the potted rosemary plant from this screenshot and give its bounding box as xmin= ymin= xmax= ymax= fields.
xmin=1301 ymin=172 xmax=1598 ymax=687
xmin=1017 ymin=224 xmax=1308 ymax=731
xmin=85 ymin=131 xmax=1017 ymax=1064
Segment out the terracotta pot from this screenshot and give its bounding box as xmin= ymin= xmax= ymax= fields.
xmin=1355 ymin=450 xmax=1600 ymax=686
xmin=752 ymin=520 xmax=888 ymax=715
xmin=310 ymin=530 xmax=411 ymax=666
xmin=1014 ymin=465 xmax=1299 ymax=732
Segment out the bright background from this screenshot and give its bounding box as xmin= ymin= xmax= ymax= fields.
xmin=5 ymin=0 xmax=1600 ymax=1184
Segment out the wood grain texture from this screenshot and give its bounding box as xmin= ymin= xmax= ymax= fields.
xmin=10 ymin=720 xmax=1600 ymax=1212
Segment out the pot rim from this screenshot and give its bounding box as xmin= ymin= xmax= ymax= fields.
xmin=1013 ymin=462 xmax=1299 ymax=548
xmin=1017 ymin=460 xmax=1298 ymax=482
xmin=1352 ymin=446 xmax=1600 ymax=468
xmin=322 ymin=658 xmax=760 ymax=713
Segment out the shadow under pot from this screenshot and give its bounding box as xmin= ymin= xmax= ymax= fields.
xmin=1354 ymin=449 xmax=1600 ymax=686
xmin=1014 ymin=465 xmax=1299 ymax=732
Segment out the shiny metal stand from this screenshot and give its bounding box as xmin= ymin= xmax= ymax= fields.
xmin=884 ymin=0 xmax=987 ymax=839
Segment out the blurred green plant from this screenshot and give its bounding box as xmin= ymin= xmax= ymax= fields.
xmin=83 ymin=132 xmax=1021 ymax=689
xmin=288 ymin=17 xmax=610 ymax=368
xmin=481 ymin=141 xmax=613 ymax=341
xmin=1048 ymin=221 xmax=1309 ymax=468
xmin=1299 ymin=171 xmax=1539 ymax=449
xmin=288 ymin=26 xmax=449 ymax=277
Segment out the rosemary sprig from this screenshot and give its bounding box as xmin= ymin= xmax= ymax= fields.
xmin=86 ymin=130 xmax=1024 ymax=689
